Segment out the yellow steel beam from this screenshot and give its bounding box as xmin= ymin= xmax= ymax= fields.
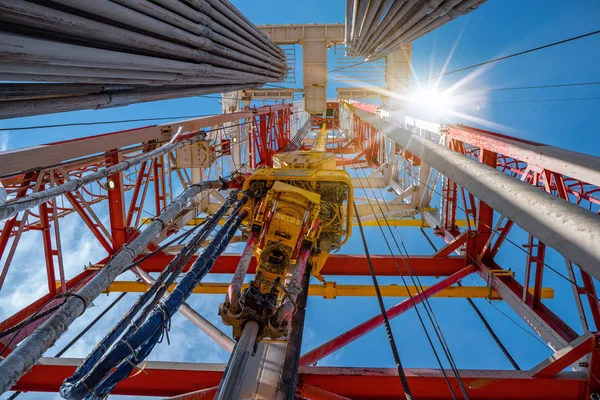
xmin=142 ymin=217 xmax=468 ymax=228
xmin=94 ymin=281 xmax=554 ymax=300
xmin=312 ymin=125 xmax=329 ymax=152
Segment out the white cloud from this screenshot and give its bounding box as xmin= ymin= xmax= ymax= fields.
xmin=0 ymin=131 xmax=9 ymax=152
xmin=0 ymin=206 xmax=232 ymax=399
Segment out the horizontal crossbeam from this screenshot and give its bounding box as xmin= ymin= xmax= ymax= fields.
xmin=132 ymin=254 xmax=467 ymax=276
xmin=99 ymin=281 xmax=554 ymax=300
xmin=13 ymin=358 xmax=587 ymax=399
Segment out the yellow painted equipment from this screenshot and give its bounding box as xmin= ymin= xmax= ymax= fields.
xmin=241 ymin=126 xmax=353 ymax=282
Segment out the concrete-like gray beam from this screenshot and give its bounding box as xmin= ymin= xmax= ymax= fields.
xmin=346 ymin=103 xmax=600 ymax=280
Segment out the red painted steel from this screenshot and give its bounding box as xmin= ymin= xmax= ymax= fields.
xmin=299 ymin=265 xmax=477 ymax=366
xmin=2 ymin=100 xmax=599 ymax=399
xmin=106 ymin=150 xmax=127 ymax=248
xmin=12 ymin=362 xmax=587 ymax=400
xmin=300 ymin=383 xmax=352 ymax=400
xmin=532 ymin=333 xmax=596 ymax=378
xmin=136 ymin=254 xmax=467 ymax=277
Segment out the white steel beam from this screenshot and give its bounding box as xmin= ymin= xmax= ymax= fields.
xmin=346 ymin=103 xmax=600 ymax=280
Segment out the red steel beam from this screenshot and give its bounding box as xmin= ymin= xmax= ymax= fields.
xmin=39 ymin=202 xmax=57 ymax=296
xmin=446 ymin=125 xmax=600 ymax=188
xmin=477 ymin=259 xmax=579 ymax=349
xmin=299 ymin=383 xmax=352 ymax=400
xmin=13 ymin=361 xmax=586 ymax=400
xmin=530 ymin=332 xmax=596 ymax=378
xmin=299 ymin=265 xmax=476 ymax=366
xmin=136 ymin=254 xmax=467 ymax=276
xmin=106 ymin=150 xmax=127 ymax=248
xmin=433 ymin=231 xmax=468 ymax=258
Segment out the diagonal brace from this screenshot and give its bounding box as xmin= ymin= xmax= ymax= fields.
xmin=299 ymin=265 xmax=476 ymax=366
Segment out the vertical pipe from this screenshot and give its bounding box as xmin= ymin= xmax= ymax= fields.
xmin=215 ymin=320 xmax=260 ymax=400
xmin=272 ymin=246 xmax=311 ymax=328
xmin=277 ymin=264 xmax=311 ymax=400
xmin=227 ymin=231 xmax=259 ymax=313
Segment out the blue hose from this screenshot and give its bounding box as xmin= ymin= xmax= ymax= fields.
xmin=60 ymin=197 xmax=247 ymax=399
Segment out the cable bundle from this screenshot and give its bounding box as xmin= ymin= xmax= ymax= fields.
xmin=60 ymin=193 xmax=247 ymax=399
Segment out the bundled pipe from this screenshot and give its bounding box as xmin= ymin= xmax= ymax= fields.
xmin=0 ymin=0 xmax=286 ymax=118
xmin=0 ymin=130 xmax=208 ymax=221
xmin=345 ymin=0 xmax=487 ymax=60
xmin=61 ymin=198 xmax=249 ymax=399
xmin=0 ymin=178 xmax=230 ymax=394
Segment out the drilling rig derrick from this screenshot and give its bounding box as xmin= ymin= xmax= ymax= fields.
xmin=2 ymin=1 xmax=600 ymax=400
xmin=218 ymin=127 xmax=354 ymax=397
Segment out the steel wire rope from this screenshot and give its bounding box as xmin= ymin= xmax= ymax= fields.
xmin=373 ymin=145 xmax=600 ymax=364
xmin=419 ymin=227 xmax=521 ymax=370
xmin=473 ymin=81 xmax=600 ymax=93
xmin=422 ymin=28 xmax=600 ymax=82
xmin=353 ymin=177 xmax=459 ymax=399
xmin=366 ymin=143 xmax=599 ymax=356
xmin=343 ymin=112 xmax=466 ymax=378
xmin=354 ymin=161 xmax=470 ymax=399
xmin=337 ymin=142 xmax=459 ymax=399
xmin=393 ymin=152 xmax=600 ymax=302
xmin=354 ymin=202 xmax=414 ymax=400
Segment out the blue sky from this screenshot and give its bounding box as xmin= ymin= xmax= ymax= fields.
xmin=1 ymin=0 xmax=600 ymax=398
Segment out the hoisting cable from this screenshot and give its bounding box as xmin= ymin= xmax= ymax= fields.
xmin=354 ymin=202 xmax=413 ymax=400
xmin=352 ymin=171 xmax=459 ymax=399
xmin=61 ymin=194 xmax=249 ymax=400
xmin=419 ymin=228 xmax=521 ymax=370
xmin=357 ymin=165 xmax=470 ymax=399
xmin=337 ymin=130 xmax=457 ymax=399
